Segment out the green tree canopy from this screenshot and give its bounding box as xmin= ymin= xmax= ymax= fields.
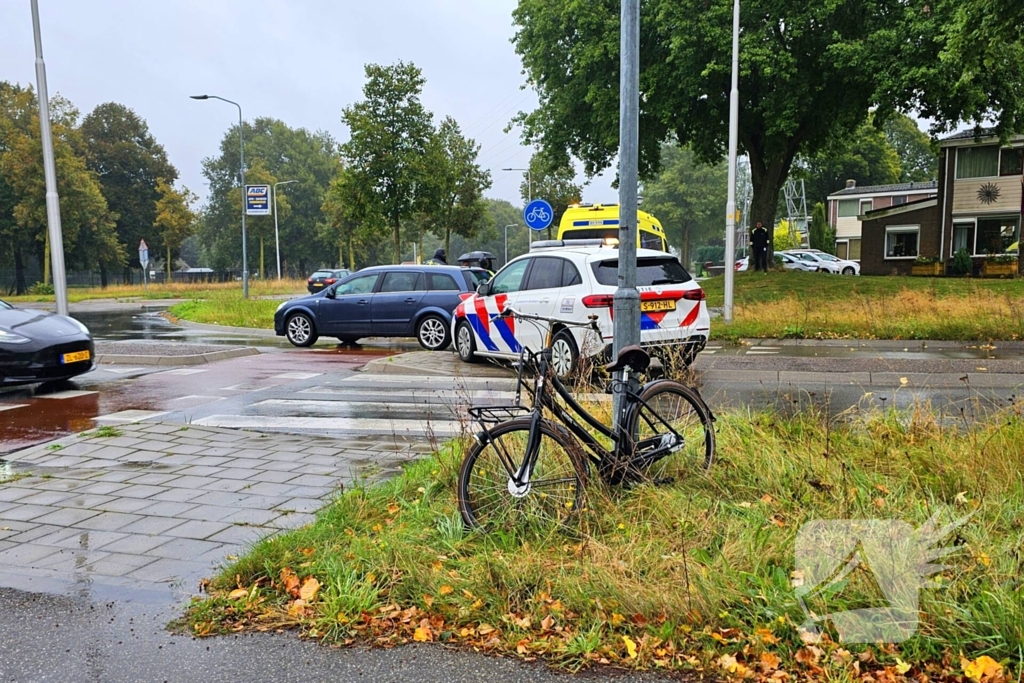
xmin=81 ymin=102 xmax=177 ymax=282
xmin=340 ymin=62 xmax=434 ymax=263
xmin=883 ymin=115 xmax=938 ymax=183
xmin=520 ymin=152 xmax=581 ymax=239
xmin=154 ymin=178 xmax=197 ymax=280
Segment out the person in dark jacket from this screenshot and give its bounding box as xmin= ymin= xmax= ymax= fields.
xmin=431 ymin=248 xmax=447 ymax=265
xmin=751 ymin=222 xmax=769 ymax=272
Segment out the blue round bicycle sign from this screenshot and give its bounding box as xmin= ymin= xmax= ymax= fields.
xmin=523 ymin=199 xmax=554 ymax=231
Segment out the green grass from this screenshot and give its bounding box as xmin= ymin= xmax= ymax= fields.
xmin=82 ymin=426 xmax=123 ymax=439
xmin=5 ymin=279 xmax=306 ymax=304
xmin=183 ymin=403 xmax=1024 ymax=678
xmin=168 ymin=296 xmax=283 ymax=330
xmin=703 ymin=271 xmax=1024 ymax=341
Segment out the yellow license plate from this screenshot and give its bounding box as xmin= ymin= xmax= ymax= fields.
xmin=61 ymin=350 xmax=91 ymax=364
xmin=640 ymin=300 xmax=676 ymax=313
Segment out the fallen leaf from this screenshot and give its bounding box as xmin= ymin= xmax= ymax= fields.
xmin=755 ymin=627 xmax=779 ymax=644
xmin=875 ymin=484 xmax=890 ymax=494
xmin=439 ymin=585 xmax=453 ymax=596
xmin=796 ymin=646 xmax=823 ymax=666
xmin=790 ymin=570 xmax=805 ymax=587
xmin=955 ymin=491 xmax=970 ymax=505
xmin=760 ymin=652 xmax=782 ymax=671
xmin=513 ymin=616 xmax=531 ymax=629
xmin=899 ymin=377 xmax=909 ymax=386
xmin=413 ymin=626 xmax=432 ymax=642
xmin=540 ymin=614 xmax=554 ymax=631
xmin=623 ymin=635 xmax=638 ymax=659
xmin=228 ymin=588 xmax=249 ymax=600
xmin=962 ymin=655 xmax=1003 ymax=682
xmin=760 ymin=493 xmax=774 ymax=504
xmin=280 ymin=567 xmax=300 ymax=597
xmin=298 ymin=547 xmax=315 ymax=556
xmin=423 ymin=595 xmax=435 ymax=608
xmin=299 ymin=577 xmax=321 ymax=602
xmin=894 ymin=657 xmax=912 ymax=674
xmin=720 ymin=654 xmax=739 ymax=672
xmin=874 ymin=497 xmax=886 ymax=509
xmin=977 ymin=551 xmax=991 ymax=567
xmin=476 ymin=623 xmax=496 ymax=635
xmin=610 ymin=612 xmax=626 ymax=626
xmin=976 ymin=367 xmax=988 ymax=372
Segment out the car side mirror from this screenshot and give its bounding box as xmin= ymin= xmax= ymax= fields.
xmin=324 ymin=288 xmax=336 ymax=299
xmin=476 ymin=282 xmax=491 ymax=297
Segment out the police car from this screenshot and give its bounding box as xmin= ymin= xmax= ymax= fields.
xmin=451 ymin=240 xmax=710 ymax=376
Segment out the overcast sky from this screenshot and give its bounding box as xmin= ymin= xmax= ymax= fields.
xmin=0 ymin=0 xmax=618 ymax=208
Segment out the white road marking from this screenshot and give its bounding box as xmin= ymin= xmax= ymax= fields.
xmin=0 ymin=404 xmax=29 ymax=412
xmin=35 ymin=390 xmax=98 ymax=400
xmin=271 ymin=372 xmax=323 ymax=380
xmin=193 ymin=414 xmax=464 ymax=438
xmin=158 ymin=368 xmax=209 ymax=376
xmin=93 ymin=410 xmax=169 ymax=423
xmin=100 ymin=367 xmax=145 ymax=375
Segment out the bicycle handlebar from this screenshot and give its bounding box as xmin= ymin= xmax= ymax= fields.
xmin=501 ymin=306 xmax=600 ymax=333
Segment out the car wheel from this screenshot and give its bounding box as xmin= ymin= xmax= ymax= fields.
xmin=842 ymin=266 xmax=855 ymax=275
xmin=285 ymin=312 xmax=318 ymax=347
xmin=550 ymin=329 xmax=579 ymax=379
xmin=456 ymin=320 xmax=479 ymax=363
xmin=416 ymin=314 xmax=451 ymax=351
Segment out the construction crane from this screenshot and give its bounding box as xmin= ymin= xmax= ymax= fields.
xmin=784 ymin=178 xmax=810 ymax=248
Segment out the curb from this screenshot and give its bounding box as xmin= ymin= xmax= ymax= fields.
xmin=95 ymin=347 xmax=262 ymax=366
xmin=737 ymin=338 xmax=1024 ymax=350
xmin=361 ymin=353 xmax=513 ymax=379
xmin=171 ymin=318 xmax=278 ymax=337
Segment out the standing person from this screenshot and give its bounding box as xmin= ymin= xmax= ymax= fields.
xmin=429 ymin=248 xmax=447 ymax=265
xmin=751 ymin=221 xmax=769 ymax=273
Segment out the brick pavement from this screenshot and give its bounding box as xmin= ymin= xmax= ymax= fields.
xmin=0 ymin=422 xmax=428 ymax=594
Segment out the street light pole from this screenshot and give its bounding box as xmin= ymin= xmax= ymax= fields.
xmin=272 ymin=180 xmax=297 ymax=280
xmin=612 ymin=0 xmax=641 ymax=431
xmin=504 ymin=224 xmax=518 ymax=264
xmin=191 ymin=94 xmax=249 ymax=298
xmin=723 ymin=0 xmax=740 ymax=323
xmin=31 ymin=0 xmax=68 ymax=317
xmin=502 ymin=167 xmax=532 ymax=203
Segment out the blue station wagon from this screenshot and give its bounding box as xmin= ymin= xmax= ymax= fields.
xmin=274 ymin=265 xmax=489 ymax=350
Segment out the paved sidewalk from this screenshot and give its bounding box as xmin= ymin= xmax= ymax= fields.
xmin=0 ymin=422 xmax=425 ymax=596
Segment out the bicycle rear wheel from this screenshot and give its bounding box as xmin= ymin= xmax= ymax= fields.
xmin=458 ymin=417 xmax=587 ymax=532
xmin=620 ymin=380 xmax=714 ymax=484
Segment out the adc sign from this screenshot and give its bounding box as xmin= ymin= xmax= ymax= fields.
xmin=245 ymin=185 xmax=271 ymax=216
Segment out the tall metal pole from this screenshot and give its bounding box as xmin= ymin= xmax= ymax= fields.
xmin=273 ymin=180 xmax=297 ymax=280
xmin=723 ymin=0 xmax=740 ymax=323
xmin=612 ymin=0 xmax=641 ymax=431
xmin=504 ymin=224 xmax=517 ymax=264
xmin=31 ymin=0 xmax=68 ymax=317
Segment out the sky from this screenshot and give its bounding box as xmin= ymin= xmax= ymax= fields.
xmin=0 ymin=0 xmax=619 ymax=208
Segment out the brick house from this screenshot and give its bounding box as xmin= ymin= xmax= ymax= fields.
xmin=827 ymin=180 xmax=938 ymax=262
xmin=858 ymin=129 xmax=1023 ymax=275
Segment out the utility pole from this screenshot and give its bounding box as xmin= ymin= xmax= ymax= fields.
xmin=273 ymin=180 xmax=297 ymax=279
xmin=31 ymin=0 xmax=68 ymax=317
xmin=612 ymin=0 xmax=641 ymax=431
xmin=502 ymin=167 xmax=532 ymax=202
xmin=504 ymin=224 xmax=518 ymax=264
xmin=723 ymin=0 xmax=740 ymax=323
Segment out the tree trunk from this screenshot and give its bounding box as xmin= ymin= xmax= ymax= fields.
xmin=259 ymin=237 xmax=265 ymax=280
xmin=392 ymin=219 xmax=401 ymax=265
xmin=14 ymin=246 xmax=26 ymax=295
xmin=747 ymin=156 xmax=794 ymax=256
xmin=348 ymin=237 xmax=355 ymax=271
xmin=444 ymin=227 xmax=451 ymax=262
xmin=99 ymin=263 xmax=108 ymax=289
xmin=167 ymin=245 xmax=172 ymax=283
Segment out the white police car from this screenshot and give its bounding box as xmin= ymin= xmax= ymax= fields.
xmin=451 ymin=241 xmax=710 ymax=376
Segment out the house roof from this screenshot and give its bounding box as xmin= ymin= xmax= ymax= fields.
xmin=829 ymin=180 xmax=938 ymax=198
xmin=939 ymin=127 xmax=996 ymax=142
xmin=859 ymin=196 xmax=938 ymax=221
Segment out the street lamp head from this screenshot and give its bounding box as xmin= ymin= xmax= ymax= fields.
xmin=190 ymin=95 xmax=209 ymax=100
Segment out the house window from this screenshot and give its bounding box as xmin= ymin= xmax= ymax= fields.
xmin=849 ymin=239 xmax=861 ymax=260
xmin=1000 ymin=148 xmax=1024 ymax=176
xmin=859 ymin=199 xmax=873 ymax=214
xmin=837 ymin=199 xmax=859 ymax=218
xmin=885 ymin=226 xmax=920 ymax=258
xmin=956 ymin=146 xmax=999 ymax=179
xmin=835 ymin=240 xmax=849 ymax=260
xmin=976 ymin=217 xmax=1020 ymax=254
xmin=892 ymin=195 xmax=908 ymax=206
xmin=952 ymin=223 xmax=972 ymax=254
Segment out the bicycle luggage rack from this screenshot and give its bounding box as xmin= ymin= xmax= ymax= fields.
xmin=467 ymin=404 xmax=532 ymax=425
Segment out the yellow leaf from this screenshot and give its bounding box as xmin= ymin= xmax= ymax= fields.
xmin=720 ymin=654 xmax=739 ymax=672
xmin=610 ymin=612 xmax=626 ymax=626
xmin=387 ymin=503 xmax=400 ymax=515
xmin=471 ymin=599 xmax=484 ymax=610
xmin=962 ymin=655 xmax=1003 ymax=682
xmin=899 ymin=377 xmax=909 ymax=386
xmin=423 ymin=594 xmax=434 ymax=607
xmin=754 ymin=628 xmax=779 ymax=645
xmin=477 ymin=623 xmax=496 ymax=635
xmin=439 ymin=585 xmax=453 ymax=596
xmin=371 ymin=523 xmax=383 ymax=533
xmin=228 ymin=588 xmax=248 ymax=600
xmin=365 ymin=573 xmax=377 ymax=585
xmin=760 ymin=652 xmax=781 ymax=671
xmin=541 ymin=614 xmax=554 ymax=631
xmin=894 ymin=657 xmax=912 ymax=674
xmin=977 ymin=551 xmax=991 ymax=567
xmin=623 ymin=635 xmax=638 ymax=659
xmin=299 ymin=577 xmax=321 ymax=602
xmin=514 ymin=616 xmax=531 ymax=629
xmin=760 ymin=493 xmax=774 ymax=504
xmin=413 ymin=626 xmax=431 ymax=642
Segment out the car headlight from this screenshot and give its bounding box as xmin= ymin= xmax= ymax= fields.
xmin=69 ymin=317 xmax=91 ymax=335
xmin=0 ymin=328 xmax=31 ymax=345
xmin=276 ymin=301 xmax=287 ymax=312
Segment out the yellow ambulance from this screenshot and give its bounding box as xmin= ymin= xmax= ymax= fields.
xmin=556 ymin=203 xmax=668 ymax=252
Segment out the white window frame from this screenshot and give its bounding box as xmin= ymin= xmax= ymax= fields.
xmin=859 ymin=199 xmax=873 ymax=215
xmin=884 ymin=225 xmax=921 ymax=260
xmin=835 ymin=239 xmax=849 ymax=260
xmin=837 ymin=199 xmax=859 ymax=218
xmin=951 ymin=219 xmax=976 ymax=255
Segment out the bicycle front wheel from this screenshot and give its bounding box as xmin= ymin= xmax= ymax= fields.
xmin=622 ymin=380 xmax=715 ymax=484
xmin=458 ymin=417 xmax=587 ymax=532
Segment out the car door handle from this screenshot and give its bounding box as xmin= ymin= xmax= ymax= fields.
xmin=404 ymin=297 xmax=417 ymax=303
xmin=357 ymin=299 xmax=368 ymax=305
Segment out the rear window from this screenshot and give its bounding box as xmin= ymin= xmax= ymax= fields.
xmin=463 ymin=269 xmax=490 ymax=288
xmin=428 ymin=273 xmax=460 ymax=291
xmin=311 ymin=270 xmax=333 ymax=278
xmin=591 ymin=257 xmax=692 ymax=287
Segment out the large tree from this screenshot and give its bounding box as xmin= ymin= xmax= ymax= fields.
xmin=81 ymin=102 xmax=177 ymax=284
xmin=341 ymin=62 xmax=434 ymax=264
xmin=417 ymin=116 xmax=491 ymax=257
xmin=883 ymin=115 xmax=937 ymax=184
xmin=153 ymin=178 xmax=197 ymax=280
xmin=511 ymin=0 xmax=1024 ymax=253
xmin=199 ymin=118 xmax=337 ymax=275
xmin=794 ymin=120 xmax=903 ymax=208
xmin=640 ymin=145 xmax=727 ymax=266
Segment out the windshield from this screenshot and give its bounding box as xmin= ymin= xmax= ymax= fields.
xmin=464 ymin=269 xmax=490 ymax=286
xmin=591 ymin=256 xmax=692 ymax=287
xmin=0 ymin=301 xmax=10 ymax=310
xmin=817 ymin=254 xmax=839 ymax=261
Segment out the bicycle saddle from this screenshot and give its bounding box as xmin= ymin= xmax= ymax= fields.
xmin=604 ymin=345 xmax=651 ymax=373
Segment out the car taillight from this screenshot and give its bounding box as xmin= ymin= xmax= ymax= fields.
xmin=458 ymin=292 xmax=474 ymax=301
xmin=582 ymin=294 xmax=615 ymax=308
xmin=307 ymin=278 xmax=313 ymax=283
xmin=325 ymin=278 xmax=336 ymax=285
xmin=682 ymin=289 xmax=706 ymax=301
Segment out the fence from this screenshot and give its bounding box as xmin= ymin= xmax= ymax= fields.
xmin=1 ymin=268 xmax=242 ymax=295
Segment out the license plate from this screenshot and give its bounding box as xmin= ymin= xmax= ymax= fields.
xmin=640 ymin=300 xmax=676 ymax=313
xmin=61 ymin=350 xmax=91 ymax=364
xmin=313 ymin=283 xmax=324 ymax=288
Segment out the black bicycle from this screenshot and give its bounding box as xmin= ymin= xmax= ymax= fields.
xmin=457 ymin=307 xmax=715 ymax=531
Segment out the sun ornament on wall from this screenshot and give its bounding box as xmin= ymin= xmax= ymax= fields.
xmin=977 ymin=182 xmax=1001 ymax=205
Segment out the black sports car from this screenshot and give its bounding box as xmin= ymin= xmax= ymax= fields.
xmin=0 ymin=300 xmax=95 ymax=386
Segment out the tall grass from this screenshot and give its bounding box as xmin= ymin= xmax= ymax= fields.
xmin=6 ymin=278 xmax=308 ymax=304
xmin=188 ymin=401 xmax=1024 ymax=675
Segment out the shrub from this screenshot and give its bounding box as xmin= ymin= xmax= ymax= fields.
xmin=953 ymin=248 xmax=972 ymax=276
xmin=693 ymin=245 xmax=725 ymax=266
xmin=28 ymin=282 xmax=55 ymax=296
